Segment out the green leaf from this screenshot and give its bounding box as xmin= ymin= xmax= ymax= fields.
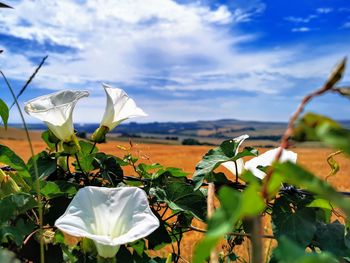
xmin=324 ymin=57 xmax=346 ymax=90
xmin=41 ymin=130 xmax=57 ymax=150
xmin=272 ymin=236 xmax=338 ymax=263
xmin=273 ymin=162 xmax=350 ymax=217
xmin=307 ymin=198 xmax=332 ymax=210
xmin=313 ymin=220 xmax=350 ymax=257
xmin=80 ymin=140 xmax=98 ymax=155
xmin=27 ymin=151 xmax=56 ymax=180
xmin=192 ymin=135 xmax=248 ymax=189
xmin=0 ymin=218 xmax=35 ymax=245
xmin=162 ymin=167 xmax=188 ymax=178
xmin=74 ymin=141 xmax=99 ymax=172
xmin=41 ymin=181 xmax=78 ymax=199
xmin=0 ymin=248 xmax=20 ymax=263
xmin=316 ymin=123 xmax=350 ymax=156
xmin=272 ymin=195 xmax=317 ymax=247
xmin=0 ymin=145 xmax=30 ymax=179
xmin=151 ymin=178 xmax=207 ymax=220
xmin=0 ymin=193 xmax=37 ymax=222
xmin=0 ymin=99 xmax=9 ymax=129
xmin=93 ymin=153 xmax=124 ymax=185
xmin=146 ymin=211 xmax=172 ymax=250
xmin=129 ymin=240 xmax=145 ymax=256
xmin=137 ymin=163 xmax=188 ymax=180
xmin=293 ymin=113 xmax=341 ymax=142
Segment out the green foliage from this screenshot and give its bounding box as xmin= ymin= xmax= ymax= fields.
xmin=193 ymin=179 xmax=265 ymax=263
xmin=40 ymin=181 xmax=78 ymax=199
xmin=293 ymin=112 xmax=341 ymax=142
xmin=192 ymin=135 xmax=257 ymax=189
xmin=27 ymin=151 xmax=56 ymax=180
xmin=1 ymin=57 xmax=350 ymax=263
xmin=0 ymin=145 xmax=31 ymax=179
xmin=0 ymin=248 xmax=20 ymax=263
xmin=0 ymin=99 xmax=9 ymax=129
xmin=272 ymin=194 xmax=317 ymax=247
xmin=150 ymin=176 xmax=207 ymax=220
xmin=271 ymin=237 xmax=338 ymax=263
xmin=0 ymin=193 xmax=37 ymax=222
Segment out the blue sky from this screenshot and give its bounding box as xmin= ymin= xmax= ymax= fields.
xmin=0 ymin=0 xmax=350 ymax=124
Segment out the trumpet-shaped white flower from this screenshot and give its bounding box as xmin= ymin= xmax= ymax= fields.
xmin=222 ymin=147 xmax=297 ymax=179
xmin=55 ymin=186 xmax=159 ymax=259
xmin=24 ymin=90 xmax=89 ymax=142
xmin=100 ymin=84 xmax=147 ymax=131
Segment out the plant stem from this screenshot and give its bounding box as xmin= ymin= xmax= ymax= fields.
xmin=66 ymin=155 xmax=72 ymax=175
xmin=163 ymin=211 xmax=182 ymax=222
xmin=207 ymin=183 xmax=219 ymax=263
xmin=250 ymin=216 xmax=263 ymax=263
xmin=74 ymin=153 xmax=89 ymax=182
xmin=234 ymin=160 xmax=239 ymax=183
xmin=1 ymin=71 xmax=45 ymax=263
xmin=89 ymin=142 xmax=97 ymax=154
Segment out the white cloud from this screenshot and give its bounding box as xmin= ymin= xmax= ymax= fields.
xmin=291 ymin=27 xmax=311 ymax=32
xmin=0 ymin=0 xmax=289 ymax=96
xmin=316 ymin=8 xmax=333 ymax=14
xmin=285 ymin=15 xmax=317 ymax=23
xmin=342 ymin=22 xmax=350 ymax=28
xmin=1 ymin=0 xmax=350 ymax=123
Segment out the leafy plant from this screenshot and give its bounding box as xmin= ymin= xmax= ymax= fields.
xmin=0 ymin=53 xmax=350 ymax=263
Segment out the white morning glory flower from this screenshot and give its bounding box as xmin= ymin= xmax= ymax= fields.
xmin=55 ymin=186 xmax=159 ymax=259
xmin=100 ymin=84 xmax=147 ymax=131
xmin=222 ymin=147 xmax=297 ymax=179
xmin=24 ymin=90 xmax=89 ymax=142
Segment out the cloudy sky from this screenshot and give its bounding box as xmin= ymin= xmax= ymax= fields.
xmin=0 ymin=0 xmax=350 ymax=124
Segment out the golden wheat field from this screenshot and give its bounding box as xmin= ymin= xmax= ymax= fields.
xmin=1 ymin=130 xmax=350 ymax=262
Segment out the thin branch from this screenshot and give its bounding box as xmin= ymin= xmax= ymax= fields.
xmin=164 ymin=211 xmax=182 ymax=222
xmin=161 ymin=205 xmax=169 ymax=218
xmin=74 ymin=153 xmax=89 ymax=182
xmin=262 ymin=58 xmax=347 ymax=198
xmin=89 ymin=142 xmax=97 ymax=154
xmin=9 ymin=55 xmax=48 ymax=110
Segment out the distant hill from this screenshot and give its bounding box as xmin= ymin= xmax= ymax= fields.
xmin=8 ymin=119 xmax=350 ymax=146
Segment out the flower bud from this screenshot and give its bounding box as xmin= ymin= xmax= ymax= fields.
xmin=91 ymin=126 xmax=109 ymax=143
xmin=41 ymin=229 xmax=56 ymax=245
xmin=0 ymin=169 xmax=20 ymax=198
xmin=62 ymin=134 xmax=81 ymax=155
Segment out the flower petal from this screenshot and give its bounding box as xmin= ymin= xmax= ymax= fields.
xmin=221 ymin=159 xmax=244 ymax=176
xmin=244 ymin=147 xmax=297 ymax=179
xmin=55 ymin=186 xmax=159 ymax=258
xmin=101 ymin=84 xmax=147 ymax=130
xmin=24 ymin=90 xmax=89 ymax=141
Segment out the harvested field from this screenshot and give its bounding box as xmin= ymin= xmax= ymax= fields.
xmin=0 ymin=129 xmax=349 ymax=261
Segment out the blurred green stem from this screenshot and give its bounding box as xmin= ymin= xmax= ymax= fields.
xmin=0 ymin=71 xmax=44 ymax=263
xmin=251 ymin=216 xmax=263 ymax=263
